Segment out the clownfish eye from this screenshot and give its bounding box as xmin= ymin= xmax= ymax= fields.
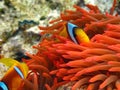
xmin=0 ymin=82 xmax=8 ymax=90
xmin=14 ymin=66 xmax=24 ymax=79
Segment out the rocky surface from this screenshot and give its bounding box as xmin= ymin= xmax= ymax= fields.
xmin=0 ymin=0 xmax=78 ymax=59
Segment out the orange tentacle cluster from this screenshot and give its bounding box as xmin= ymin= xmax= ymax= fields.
xmin=19 ymin=0 xmax=120 ymax=90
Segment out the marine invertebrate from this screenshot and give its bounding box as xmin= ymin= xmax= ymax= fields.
xmin=18 ymin=0 xmax=120 ymax=90
xmin=47 ymin=24 xmax=120 ymax=90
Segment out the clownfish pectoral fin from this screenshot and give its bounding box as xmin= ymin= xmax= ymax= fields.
xmin=67 ymin=22 xmax=78 ymax=44
xmin=0 ymin=82 xmax=8 ymax=90
xmin=14 ymin=66 xmax=24 ymax=79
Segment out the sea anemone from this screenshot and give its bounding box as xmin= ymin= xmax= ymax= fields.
xmin=19 ymin=0 xmax=120 ymax=90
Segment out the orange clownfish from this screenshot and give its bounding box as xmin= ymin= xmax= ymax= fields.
xmin=60 ymin=22 xmax=90 ymax=44
xmin=0 ymin=58 xmax=28 ymax=90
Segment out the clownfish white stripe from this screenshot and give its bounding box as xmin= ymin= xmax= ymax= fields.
xmin=14 ymin=66 xmax=24 ymax=79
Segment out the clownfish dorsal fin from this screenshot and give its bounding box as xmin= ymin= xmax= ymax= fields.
xmin=0 ymin=82 xmax=8 ymax=90
xmin=67 ymin=22 xmax=78 ymax=44
xmin=14 ymin=66 xmax=24 ymax=79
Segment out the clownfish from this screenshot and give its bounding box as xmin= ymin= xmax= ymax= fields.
xmin=60 ymin=22 xmax=90 ymax=44
xmin=0 ymin=58 xmax=28 ymax=90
